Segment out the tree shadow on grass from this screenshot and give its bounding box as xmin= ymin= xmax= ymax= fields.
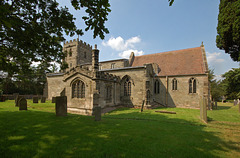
xmin=0 ymin=107 xmax=239 ymax=157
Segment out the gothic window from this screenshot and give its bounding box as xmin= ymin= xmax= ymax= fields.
xmin=72 ymin=80 xmax=85 ymax=98
xmin=189 ymin=78 xmax=196 ymax=93
xmin=124 ymin=78 xmax=131 ymax=96
xmin=172 ymin=78 xmax=177 ymax=90
xmin=154 ymin=80 xmax=160 ymax=94
xmin=111 ymin=63 xmax=115 ymax=69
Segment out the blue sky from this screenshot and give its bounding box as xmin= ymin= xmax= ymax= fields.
xmin=58 ymin=0 xmax=239 ymax=79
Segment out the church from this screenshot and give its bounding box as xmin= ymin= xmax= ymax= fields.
xmin=46 ymin=38 xmax=209 ymax=115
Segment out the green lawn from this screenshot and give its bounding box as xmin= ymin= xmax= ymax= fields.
xmin=0 ymin=100 xmax=239 ymax=158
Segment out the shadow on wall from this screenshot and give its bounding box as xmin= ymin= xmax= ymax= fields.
xmin=0 ymin=107 xmax=236 ymax=157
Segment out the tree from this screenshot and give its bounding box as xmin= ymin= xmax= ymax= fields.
xmin=216 ymin=0 xmax=240 ymax=61
xmin=208 ymin=68 xmax=226 ymax=101
xmin=0 ymin=0 xmax=111 ymax=74
xmin=222 ymin=68 xmax=240 ymax=99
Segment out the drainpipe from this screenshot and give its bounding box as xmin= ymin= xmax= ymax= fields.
xmin=166 ymin=76 xmax=168 ymax=107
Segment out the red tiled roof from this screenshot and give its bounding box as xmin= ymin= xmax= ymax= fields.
xmin=131 ymin=47 xmax=205 ymax=76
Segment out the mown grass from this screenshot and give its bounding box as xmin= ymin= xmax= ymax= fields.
xmin=0 ymin=100 xmax=239 ymax=158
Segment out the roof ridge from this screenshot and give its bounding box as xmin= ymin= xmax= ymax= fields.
xmin=135 ymin=46 xmax=201 ymax=58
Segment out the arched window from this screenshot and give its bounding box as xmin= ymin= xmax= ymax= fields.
xmin=154 ymin=80 xmax=160 ymax=94
xmin=172 ymin=78 xmax=177 ymax=90
xmin=124 ymin=78 xmax=131 ymax=96
xmin=189 ymin=78 xmax=196 ymax=93
xmin=72 ymin=80 xmax=85 ymax=98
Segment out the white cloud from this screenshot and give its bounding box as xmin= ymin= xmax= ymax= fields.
xmin=102 ymin=36 xmax=141 ymax=51
xmin=119 ymin=49 xmax=144 ymax=59
xmin=102 ymin=36 xmax=144 ymax=58
xmin=206 ymin=52 xmax=225 ymax=63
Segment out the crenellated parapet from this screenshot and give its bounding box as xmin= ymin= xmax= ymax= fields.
xmin=64 ymin=38 xmax=92 ymax=50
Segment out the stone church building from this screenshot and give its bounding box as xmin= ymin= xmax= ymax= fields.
xmin=46 ymin=39 xmax=209 ymax=115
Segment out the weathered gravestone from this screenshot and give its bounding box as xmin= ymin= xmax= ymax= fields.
xmin=52 ymin=97 xmax=56 ymax=103
xmin=19 ymin=98 xmax=27 ymax=110
xmin=41 ymin=97 xmax=46 ymax=103
xmin=94 ymin=106 xmax=101 ymax=121
xmin=200 ymin=96 xmax=207 ymax=123
xmin=55 ymin=96 xmax=67 ymax=116
xmin=33 ymin=97 xmax=38 ymax=103
xmin=15 ymin=95 xmax=23 ymax=107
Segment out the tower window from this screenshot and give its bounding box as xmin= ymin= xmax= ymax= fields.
xmin=84 ymin=52 xmax=87 ymax=59
xmin=69 ymin=48 xmax=72 ymax=57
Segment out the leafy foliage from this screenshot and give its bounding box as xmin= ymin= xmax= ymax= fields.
xmin=0 ymin=0 xmax=111 ymax=74
xmin=222 ymin=68 xmax=240 ymax=99
xmin=216 ymin=0 xmax=240 ymax=61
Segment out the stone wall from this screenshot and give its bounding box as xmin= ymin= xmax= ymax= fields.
xmin=154 ymin=74 xmax=209 ymax=108
xmin=47 ymin=73 xmax=65 ymax=99
xmin=103 ymin=66 xmax=148 ymax=107
xmin=99 ymin=59 xmax=129 ymax=70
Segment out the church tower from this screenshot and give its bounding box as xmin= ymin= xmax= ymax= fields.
xmin=63 ymin=38 xmax=92 ymax=71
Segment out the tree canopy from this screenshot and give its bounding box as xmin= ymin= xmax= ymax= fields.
xmin=0 ymin=0 xmax=111 ymax=74
xmin=216 ymin=0 xmax=240 ymax=61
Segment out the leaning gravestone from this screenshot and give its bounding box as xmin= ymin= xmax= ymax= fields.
xmin=200 ymin=96 xmax=207 ymax=123
xmin=19 ymin=98 xmax=27 ymax=110
xmin=33 ymin=97 xmax=38 ymax=103
xmin=94 ymin=106 xmax=101 ymax=121
xmin=55 ymin=96 xmax=67 ymax=116
xmin=41 ymin=97 xmax=46 ymax=103
xmin=52 ymin=97 xmax=56 ymax=103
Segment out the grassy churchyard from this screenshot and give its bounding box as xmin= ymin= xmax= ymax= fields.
xmin=0 ymin=100 xmax=240 ymax=158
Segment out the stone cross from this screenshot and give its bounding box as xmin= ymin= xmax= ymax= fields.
xmin=19 ymin=98 xmax=27 ymax=110
xmin=200 ymin=96 xmax=207 ymax=123
xmin=33 ymin=97 xmax=38 ymax=103
xmin=55 ymin=96 xmax=67 ymax=116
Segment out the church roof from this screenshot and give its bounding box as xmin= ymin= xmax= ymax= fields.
xmin=131 ymin=47 xmax=206 ymax=76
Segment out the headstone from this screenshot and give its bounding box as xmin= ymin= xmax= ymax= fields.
xmin=15 ymin=95 xmax=23 ymax=107
xmin=41 ymin=97 xmax=46 ymax=103
xmin=33 ymin=97 xmax=38 ymax=103
xmin=55 ymin=96 xmax=67 ymax=116
xmin=234 ymin=99 xmax=237 ymax=106
xmin=215 ymin=101 xmax=217 ymax=109
xmin=94 ymin=106 xmax=101 ymax=121
xmin=19 ymin=98 xmax=27 ymax=110
xmin=52 ymin=97 xmax=56 ymax=103
xmin=200 ymin=96 xmax=207 ymax=123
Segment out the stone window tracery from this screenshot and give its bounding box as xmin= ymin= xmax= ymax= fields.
xmin=124 ymin=78 xmax=131 ymax=96
xmin=172 ymin=78 xmax=177 ymax=90
xmin=72 ymin=80 xmax=85 ymax=98
xmin=189 ymin=78 xmax=196 ymax=93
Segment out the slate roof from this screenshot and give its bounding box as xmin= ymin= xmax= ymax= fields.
xmin=131 ymin=47 xmax=206 ymax=76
